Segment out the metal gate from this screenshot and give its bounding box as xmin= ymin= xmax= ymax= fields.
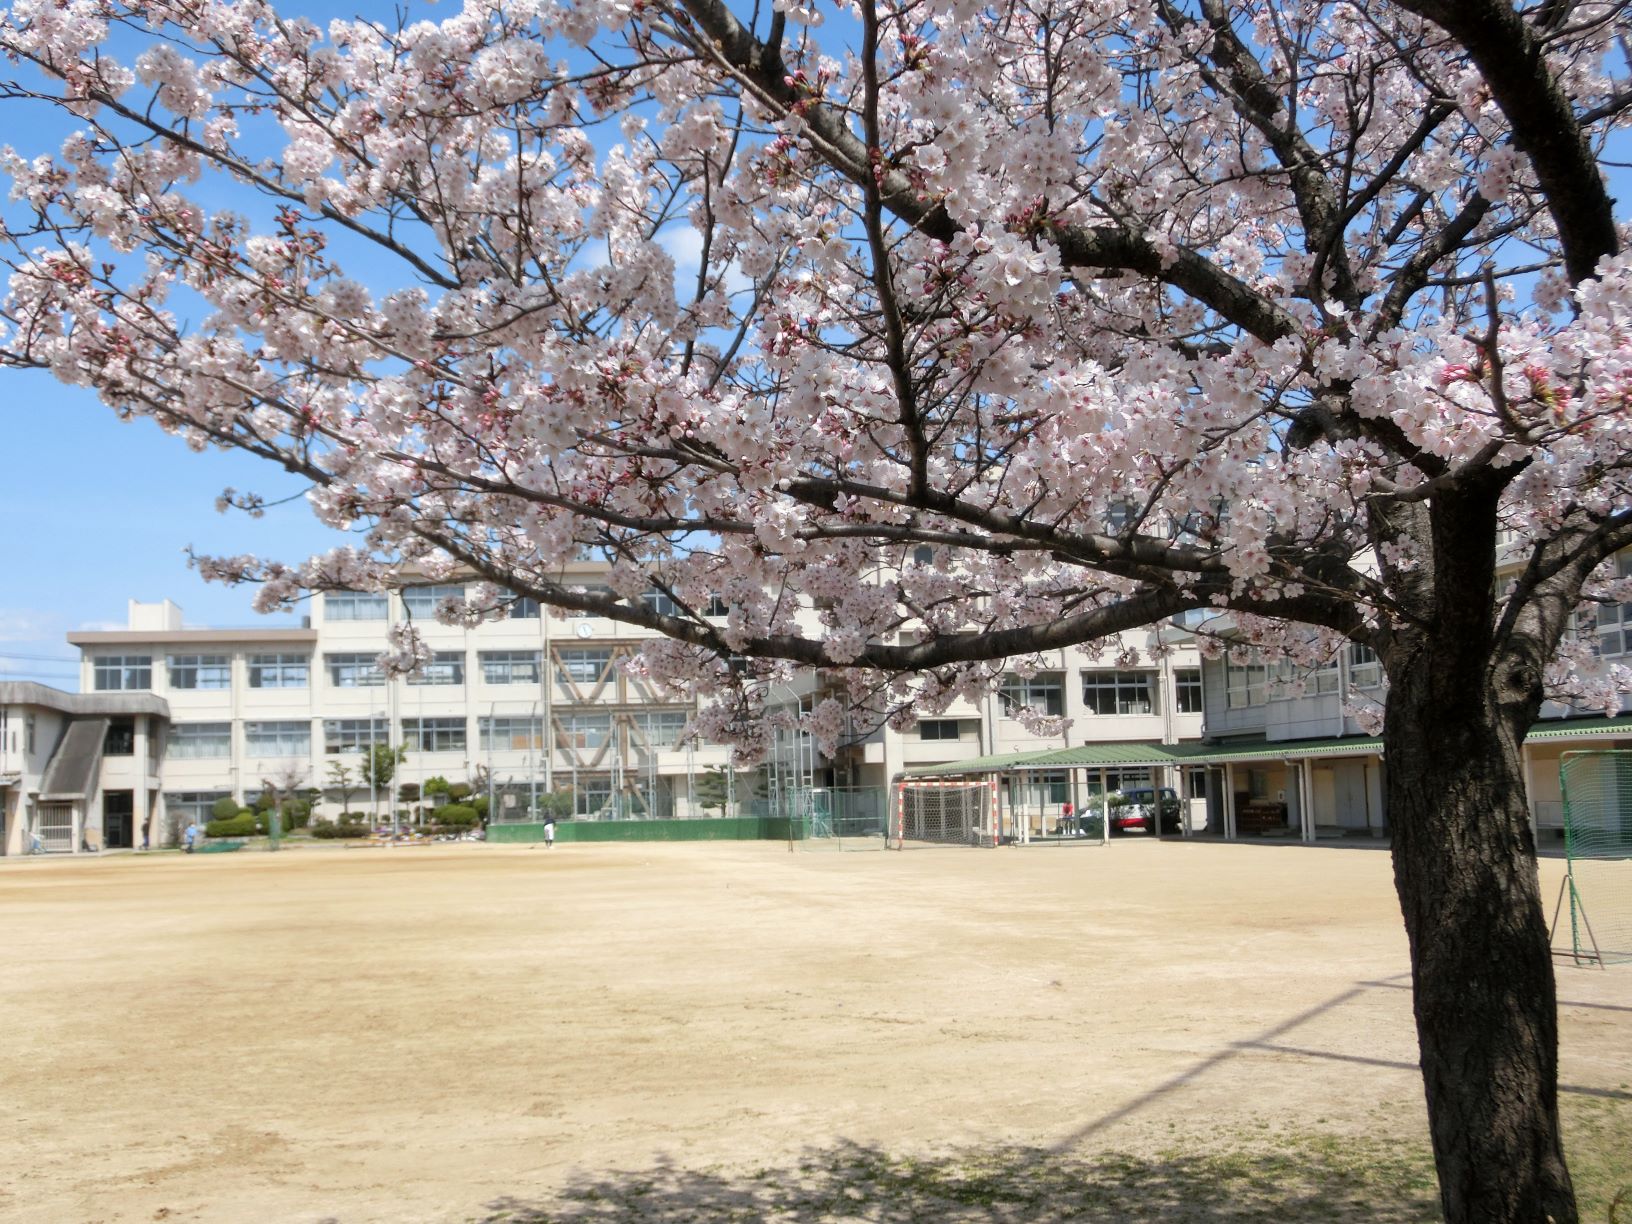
xmin=36 ymin=802 xmax=74 ymax=852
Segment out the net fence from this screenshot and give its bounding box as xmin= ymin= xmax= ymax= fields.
xmin=1557 ymin=751 xmax=1632 ymax=965
xmin=789 ymin=788 xmax=891 ymax=851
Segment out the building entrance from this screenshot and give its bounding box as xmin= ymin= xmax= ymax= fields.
xmin=103 ymin=791 xmax=135 ymax=849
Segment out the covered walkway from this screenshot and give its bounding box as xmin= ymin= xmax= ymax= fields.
xmin=899 ymin=715 xmax=1632 ymax=846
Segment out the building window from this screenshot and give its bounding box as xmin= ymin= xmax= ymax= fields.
xmin=639 ymin=711 xmax=689 ymax=748
xmin=168 ymin=722 xmax=231 ymax=759
xmin=248 ymin=653 xmax=310 ymax=689
xmin=25 ymin=712 xmax=35 ymax=755
xmin=556 ymin=647 xmax=612 ymax=686
xmin=1311 ymin=658 xmax=1341 ymax=694
xmin=104 ymin=718 xmax=135 ymax=755
xmin=1348 ymin=643 xmax=1383 ymax=689
xmin=402 ymin=584 xmax=466 ymax=618
xmin=168 ymin=654 xmax=231 ymax=690
xmin=574 ymin=774 xmax=614 ymax=817
xmin=917 ymin=719 xmax=961 ymax=741
xmin=1175 ymin=668 xmax=1203 ymax=714
xmin=911 ymin=545 xmax=935 ymax=566
xmin=479 ymin=716 xmax=544 ymax=751
xmin=507 ymin=594 xmax=541 ymax=619
xmin=402 ymin=716 xmax=466 ymax=753
xmin=325 ymin=590 xmax=388 ymax=620
xmin=999 ymin=673 xmax=1065 ymax=717
xmin=1225 ymin=662 xmax=1269 ymax=709
xmin=165 ymin=791 xmax=231 ymax=826
xmin=704 ymin=596 xmax=731 ymax=617
xmin=94 ymin=655 xmax=152 ymax=691
xmin=1081 ymin=671 xmax=1155 ymax=716
xmin=559 ymin=713 xmax=612 ymax=751
xmin=324 ymin=718 xmax=389 ymax=754
xmin=245 ymin=720 xmax=311 ymax=757
xmin=326 ymin=653 xmax=385 ymax=688
xmin=480 ymin=651 xmax=541 ymax=685
xmin=1104 ymin=768 xmax=1152 ymax=793
xmin=640 ymin=589 xmax=681 ymax=616
xmin=407 ymin=651 xmax=464 ymax=686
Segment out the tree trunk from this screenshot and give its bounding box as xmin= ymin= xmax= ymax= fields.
xmin=1385 ymin=658 xmax=1577 ymax=1223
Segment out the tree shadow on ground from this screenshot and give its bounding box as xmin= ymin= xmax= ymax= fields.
xmin=473 ymin=1138 xmax=1445 ymax=1223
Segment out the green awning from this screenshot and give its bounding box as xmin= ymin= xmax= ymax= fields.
xmin=1523 ymin=715 xmax=1632 ymax=741
xmin=902 ymin=714 xmax=1632 ymax=778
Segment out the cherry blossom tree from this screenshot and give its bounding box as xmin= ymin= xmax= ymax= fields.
xmin=2 ymin=0 xmax=1630 ymax=1216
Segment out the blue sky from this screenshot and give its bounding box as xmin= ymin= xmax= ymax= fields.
xmin=0 ymin=368 xmax=349 ymax=688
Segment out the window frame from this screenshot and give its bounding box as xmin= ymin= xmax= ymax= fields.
xmin=323 ymin=718 xmax=390 ymax=754
xmin=479 ymin=716 xmax=545 ymax=752
xmin=167 ymin=653 xmax=232 ymax=691
xmin=402 ymin=716 xmax=467 ymax=753
xmin=999 ymin=672 xmax=1066 ymax=717
xmin=916 ymin=719 xmax=962 ymax=741
xmin=556 ymin=647 xmax=613 ymax=686
xmin=167 ymin=722 xmax=232 ymax=759
xmin=93 ymin=655 xmax=152 ymax=692
xmin=407 ymin=651 xmax=465 ymax=687
xmin=324 ymin=591 xmax=388 ymax=621
xmin=244 ymin=720 xmax=311 ymax=758
xmin=247 ymin=653 xmax=311 ymax=689
xmin=1080 ymin=670 xmax=1156 ymax=716
xmin=326 ymin=653 xmax=386 ymax=688
xmin=401 ymin=584 xmax=466 ymax=618
xmin=480 ymin=650 xmax=542 ymax=685
xmin=1175 ymin=668 xmax=1203 ymax=714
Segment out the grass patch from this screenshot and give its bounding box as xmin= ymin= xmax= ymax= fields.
xmin=473 ymin=1097 xmax=1630 ymax=1223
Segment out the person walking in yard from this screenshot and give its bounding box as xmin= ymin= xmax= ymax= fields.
xmin=544 ymin=816 xmax=556 ymax=849
xmin=184 ymin=822 xmax=198 ymax=854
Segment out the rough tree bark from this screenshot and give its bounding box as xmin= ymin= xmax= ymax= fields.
xmin=1382 ymin=485 xmax=1576 ymax=1223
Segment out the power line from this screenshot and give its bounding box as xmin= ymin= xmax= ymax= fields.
xmin=0 ymin=650 xmax=78 ymax=663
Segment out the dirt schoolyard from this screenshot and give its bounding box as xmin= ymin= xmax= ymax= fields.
xmin=0 ymin=840 xmax=1627 ymax=1223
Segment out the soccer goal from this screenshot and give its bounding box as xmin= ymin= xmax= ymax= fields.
xmin=893 ymin=778 xmax=1000 ymax=848
xmin=1555 ymin=751 xmax=1632 ymax=966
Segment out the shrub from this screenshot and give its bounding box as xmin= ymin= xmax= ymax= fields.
xmin=211 ymin=796 xmax=241 ymax=821
xmin=470 ymin=794 xmax=490 ymax=819
xmin=311 ymin=822 xmax=370 ymax=839
xmin=423 ymin=775 xmax=451 ymax=797
xmin=280 ymin=799 xmax=311 ymax=830
xmin=435 ymin=804 xmax=479 ymax=828
xmin=447 ymin=782 xmax=472 ymax=802
xmin=204 ymin=813 xmax=257 ymax=838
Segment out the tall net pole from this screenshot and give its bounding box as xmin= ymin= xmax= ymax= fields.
xmin=1557 ymin=751 xmax=1632 ymax=965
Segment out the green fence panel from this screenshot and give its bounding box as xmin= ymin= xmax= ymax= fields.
xmin=488 ymin=818 xmax=795 ymax=844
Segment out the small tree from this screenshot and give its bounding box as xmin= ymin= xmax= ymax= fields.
xmin=535 ymin=789 xmax=575 ymax=821
xmin=360 ymin=744 xmax=407 ymax=821
xmin=325 ymin=760 xmax=360 ymax=820
xmin=210 ymin=796 xmax=239 ymax=822
xmin=694 ymin=766 xmax=755 ymax=816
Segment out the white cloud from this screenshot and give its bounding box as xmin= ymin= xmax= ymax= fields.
xmin=0 ymin=608 xmax=61 ymax=642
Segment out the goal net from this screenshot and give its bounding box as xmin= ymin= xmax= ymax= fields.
xmin=1557 ymin=751 xmax=1632 ymax=965
xmin=894 ymin=778 xmax=999 ymax=848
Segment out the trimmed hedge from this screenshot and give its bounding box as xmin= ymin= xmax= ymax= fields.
xmin=312 ymin=822 xmax=371 ymax=839
xmin=211 ymin=796 xmax=241 ymax=821
xmin=205 ymin=813 xmax=258 ymax=838
xmin=435 ymin=804 xmax=479 ymax=828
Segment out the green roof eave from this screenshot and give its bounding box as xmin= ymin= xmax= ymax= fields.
xmin=1524 ymin=714 xmax=1632 ymax=742
xmin=901 ymin=714 xmax=1632 ymax=779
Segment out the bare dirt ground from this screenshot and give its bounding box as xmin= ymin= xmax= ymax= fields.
xmin=0 ymin=840 xmax=1627 ymax=1223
